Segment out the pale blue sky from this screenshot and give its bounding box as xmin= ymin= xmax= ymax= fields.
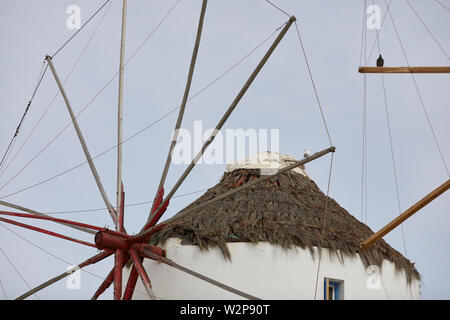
xmin=0 ymin=0 xmax=449 ymax=299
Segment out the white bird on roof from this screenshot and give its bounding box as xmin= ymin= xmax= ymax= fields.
xmin=304 ymin=149 xmax=311 ymax=158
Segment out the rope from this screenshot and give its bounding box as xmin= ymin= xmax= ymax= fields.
xmin=0 ymin=0 xmax=114 ymax=183
xmin=0 ymin=62 xmax=48 ymax=175
xmin=51 ymin=0 xmax=112 ymax=58
xmin=406 ymin=0 xmax=449 ymax=60
xmin=313 ymin=153 xmax=334 ymax=300
xmin=264 ymin=0 xmax=290 ymax=17
xmin=294 ymin=22 xmax=333 ymax=146
xmin=0 ymin=24 xmax=282 ymax=200
xmin=0 ymin=246 xmax=39 ymax=300
xmin=384 ymin=0 xmax=449 ymax=178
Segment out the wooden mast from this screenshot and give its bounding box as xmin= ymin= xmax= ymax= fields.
xmin=360 ymin=179 xmax=450 ymax=250
xmin=359 ymin=66 xmax=450 ymax=73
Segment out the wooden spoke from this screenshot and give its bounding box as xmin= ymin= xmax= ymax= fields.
xmin=0 ymin=200 xmax=95 ymax=235
xmin=359 ymin=66 xmax=450 ymax=73
xmin=45 ymin=56 xmax=119 ymax=228
xmin=141 ymin=16 xmax=297 ymax=232
xmin=142 ymin=250 xmax=261 ymax=300
xmin=132 ymin=146 xmax=335 ymax=244
xmin=148 ymin=0 xmax=209 ymax=224
xmin=361 ymin=179 xmax=450 ymax=250
xmin=129 ymin=248 xmax=156 ymax=300
xmin=16 ymin=250 xmax=113 ymax=300
xmin=0 ymin=216 xmax=100 ymax=249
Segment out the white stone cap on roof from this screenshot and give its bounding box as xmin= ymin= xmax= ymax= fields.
xmin=225 ymin=151 xmax=308 ymax=176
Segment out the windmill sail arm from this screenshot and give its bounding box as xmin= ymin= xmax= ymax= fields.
xmin=16 ymin=250 xmax=113 ymax=300
xmin=361 ymin=179 xmax=450 ymax=250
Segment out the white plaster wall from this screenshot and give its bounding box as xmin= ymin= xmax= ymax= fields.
xmin=128 ymin=238 xmax=420 ymax=300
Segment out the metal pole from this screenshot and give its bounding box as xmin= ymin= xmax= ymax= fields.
xmin=16 ymin=250 xmax=113 ymax=300
xmin=45 ymin=55 xmax=118 ymax=228
xmin=143 ymin=16 xmax=297 ymax=231
xmin=116 ymin=0 xmax=127 ymax=232
xmin=148 ymin=0 xmax=208 ymax=222
xmin=360 ymin=179 xmax=450 ymax=250
xmin=0 ymin=200 xmax=95 ymax=235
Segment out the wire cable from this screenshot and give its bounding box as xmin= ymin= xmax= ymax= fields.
xmin=0 ymin=62 xmax=48 ymax=175
xmin=51 ymin=0 xmax=112 ymax=58
xmin=0 ymin=24 xmax=282 ymax=200
xmin=406 ymin=0 xmax=449 ymax=60
xmin=39 ymin=189 xmax=208 ymax=215
xmin=0 ymin=0 xmax=180 ymax=192
xmin=264 ymin=0 xmax=290 ymax=17
xmin=433 ymin=0 xmax=450 ymax=11
xmin=0 ymin=246 xmax=39 ymax=300
xmin=0 ymin=222 xmax=149 ymax=298
xmin=313 ymin=153 xmax=334 ymax=300
xmin=384 ymin=0 xmax=449 ymax=178
xmin=0 ymin=278 xmax=7 ymax=300
xmin=0 ymin=0 xmax=114 ymax=183
xmin=294 ymin=21 xmax=333 ymax=146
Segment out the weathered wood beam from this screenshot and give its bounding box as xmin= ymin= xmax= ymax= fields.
xmin=359 ymin=66 xmax=450 ymax=73
xmin=360 ymin=179 xmax=450 ymax=250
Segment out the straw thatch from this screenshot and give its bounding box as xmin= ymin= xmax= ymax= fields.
xmin=151 ymin=168 xmax=419 ymax=282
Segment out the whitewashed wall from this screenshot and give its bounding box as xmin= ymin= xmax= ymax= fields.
xmin=128 ymin=238 xmax=420 ymax=300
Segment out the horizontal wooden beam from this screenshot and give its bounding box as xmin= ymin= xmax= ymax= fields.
xmin=358 ymin=66 xmax=450 ymax=73
xmin=360 ymin=179 xmax=450 ymax=251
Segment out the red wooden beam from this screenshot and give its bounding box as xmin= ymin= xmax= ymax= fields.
xmin=0 ymin=210 xmax=129 ymax=238
xmin=0 ymin=216 xmax=99 ymax=249
xmin=17 ymin=250 xmax=113 ymax=300
xmin=129 ymin=248 xmax=156 ymax=300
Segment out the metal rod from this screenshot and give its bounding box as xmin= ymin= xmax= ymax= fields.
xmin=129 ymin=248 xmax=156 ymax=300
xmin=0 ymin=216 xmax=99 ymax=249
xmin=142 ymin=250 xmax=261 ymax=300
xmin=116 ymin=0 xmax=127 ymax=232
xmin=16 ymin=250 xmax=113 ymax=300
xmin=0 ymin=200 xmax=95 ymax=235
xmin=359 ymin=66 xmax=450 ymax=73
xmin=45 ymin=55 xmax=118 ymax=228
xmin=142 ymin=16 xmax=297 ymax=231
xmin=132 ymin=145 xmax=334 ymax=243
xmin=148 ymin=0 xmax=208 ymax=223
xmin=360 ymin=179 xmax=450 ymax=250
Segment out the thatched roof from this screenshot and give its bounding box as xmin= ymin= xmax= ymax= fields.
xmin=151 ymin=160 xmax=420 ymax=282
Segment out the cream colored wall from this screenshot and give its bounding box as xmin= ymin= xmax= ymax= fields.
xmin=128 ymin=238 xmax=420 ymax=300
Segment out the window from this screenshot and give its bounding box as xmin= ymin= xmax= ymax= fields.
xmin=324 ymin=278 xmax=343 ymax=300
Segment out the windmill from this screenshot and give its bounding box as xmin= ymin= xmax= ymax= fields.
xmin=0 ymin=0 xmax=448 ymax=300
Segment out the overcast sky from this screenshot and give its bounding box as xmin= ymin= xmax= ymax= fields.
xmin=0 ymin=0 xmax=449 ymax=300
